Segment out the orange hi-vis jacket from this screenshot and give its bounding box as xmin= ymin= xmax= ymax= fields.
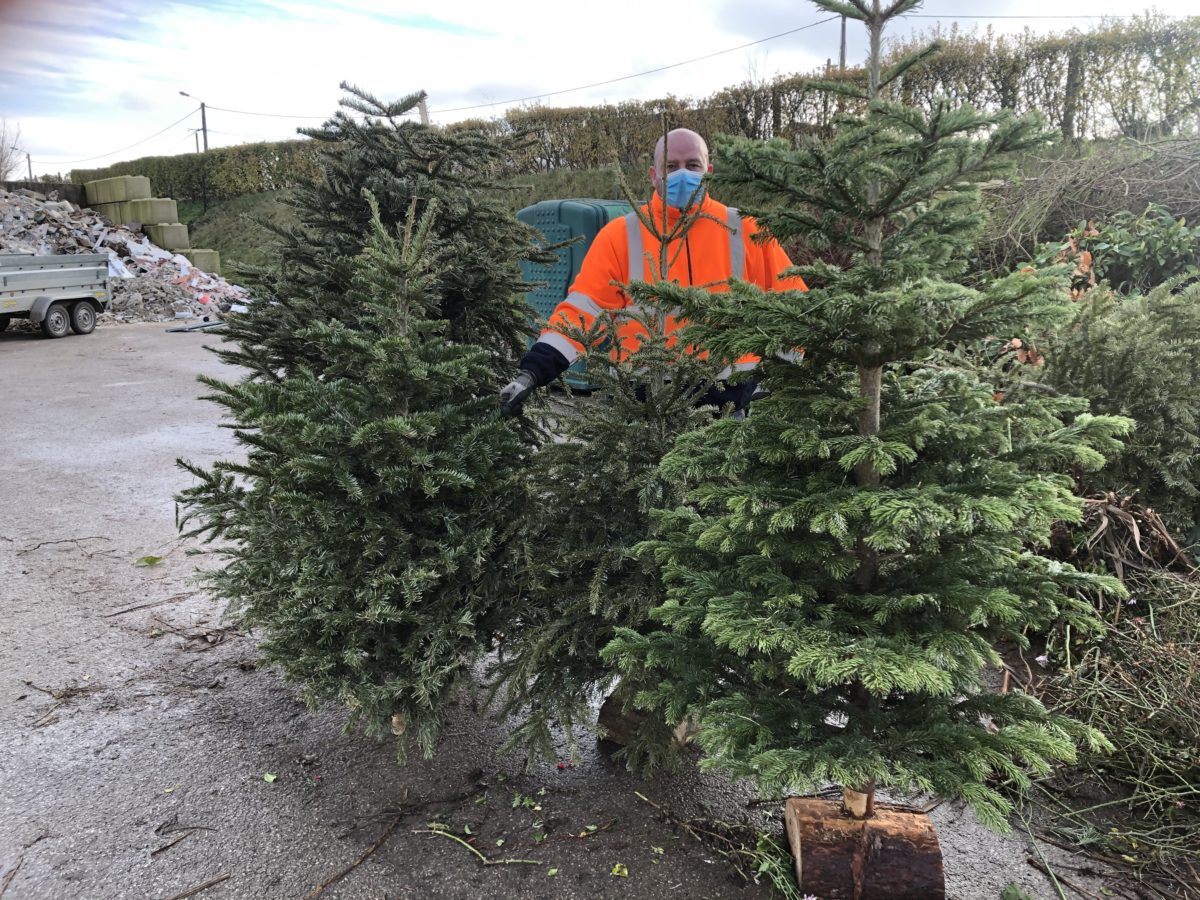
xmin=535 ymin=191 xmax=807 ymax=379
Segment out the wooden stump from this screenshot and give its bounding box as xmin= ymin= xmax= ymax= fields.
xmin=784 ymin=798 xmax=945 ymax=899
xmin=596 ymin=690 xmax=697 ymax=747
xmin=596 ymin=690 xmax=643 ymax=746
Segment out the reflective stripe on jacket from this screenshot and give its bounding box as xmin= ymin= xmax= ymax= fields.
xmin=537 ymin=192 xmax=807 ymax=372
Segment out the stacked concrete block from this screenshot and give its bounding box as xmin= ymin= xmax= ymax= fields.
xmin=92 ymin=200 xmax=133 ymax=223
xmin=84 ymin=174 xmax=197 ymax=255
xmin=145 ymin=223 xmax=190 ymax=250
xmin=179 ymin=248 xmax=221 ymax=274
xmin=126 ymin=198 xmax=178 ymax=225
xmin=83 ymin=175 xmax=150 ymax=206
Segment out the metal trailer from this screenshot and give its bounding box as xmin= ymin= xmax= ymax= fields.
xmin=0 ymin=252 xmax=110 ymax=338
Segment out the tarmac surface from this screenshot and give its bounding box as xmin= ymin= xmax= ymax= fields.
xmin=0 ymin=323 xmax=1118 ymax=899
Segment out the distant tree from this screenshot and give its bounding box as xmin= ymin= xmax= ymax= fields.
xmin=0 ymin=119 xmax=24 ymax=181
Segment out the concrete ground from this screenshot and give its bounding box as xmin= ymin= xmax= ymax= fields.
xmin=0 ymin=324 xmax=1130 ymax=900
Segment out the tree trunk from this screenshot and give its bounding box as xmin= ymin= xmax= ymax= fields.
xmin=784 ymin=798 xmax=945 ymax=899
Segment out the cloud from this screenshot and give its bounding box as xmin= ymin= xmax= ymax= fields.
xmin=366 ymin=11 xmax=495 ymax=37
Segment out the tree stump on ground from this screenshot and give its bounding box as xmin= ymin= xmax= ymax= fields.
xmin=784 ymin=797 xmax=945 ymax=899
xmin=596 ymin=689 xmax=697 ymax=747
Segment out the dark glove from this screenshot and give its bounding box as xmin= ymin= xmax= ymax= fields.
xmin=499 ymin=370 xmax=537 ymax=417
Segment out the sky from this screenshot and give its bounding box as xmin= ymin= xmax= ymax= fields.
xmin=0 ymin=0 xmax=1193 ymax=177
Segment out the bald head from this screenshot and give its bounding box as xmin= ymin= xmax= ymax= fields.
xmin=650 ymin=128 xmax=712 ymax=195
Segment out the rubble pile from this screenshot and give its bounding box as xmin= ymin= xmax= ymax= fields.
xmin=0 ymin=188 xmax=250 ymax=324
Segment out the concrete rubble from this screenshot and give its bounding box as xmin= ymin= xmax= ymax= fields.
xmin=0 ymin=187 xmax=248 ymax=324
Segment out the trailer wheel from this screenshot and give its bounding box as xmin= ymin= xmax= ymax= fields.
xmin=70 ymin=302 xmax=96 ymax=335
xmin=41 ymin=302 xmax=71 ymax=338
xmin=0 ymin=316 xmax=9 ymax=333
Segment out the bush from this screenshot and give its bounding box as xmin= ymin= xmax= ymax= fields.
xmin=71 ymin=140 xmax=322 ymax=203
xmin=1034 ymin=204 xmax=1200 ymax=294
xmin=1036 ymin=572 xmax=1200 ymax=875
xmin=1043 ymin=280 xmax=1200 ymax=535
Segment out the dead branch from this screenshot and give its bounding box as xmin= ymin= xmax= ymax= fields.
xmin=303 ymin=817 xmax=403 ymax=898
xmin=1027 ymin=857 xmax=1105 ymax=900
xmin=161 ymin=874 xmax=230 ymax=900
xmin=413 ymin=828 xmax=542 ymax=866
xmin=19 ymin=536 xmax=110 ymax=555
xmin=0 ymin=860 xmax=21 ymax=899
xmin=102 ymin=592 xmax=196 ymax=618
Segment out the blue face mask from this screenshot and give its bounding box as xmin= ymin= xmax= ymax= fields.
xmin=664 ymin=169 xmax=705 ymax=209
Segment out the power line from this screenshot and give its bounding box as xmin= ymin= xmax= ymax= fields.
xmin=428 ymin=15 xmax=842 ymax=114
xmin=206 ymin=105 xmax=328 ymax=120
xmin=178 ymin=15 xmax=843 ymax=123
xmin=907 ymin=12 xmax=1188 ymax=18
xmin=32 ymin=108 xmax=199 ymax=165
xmin=206 ymin=128 xmax=279 ymax=139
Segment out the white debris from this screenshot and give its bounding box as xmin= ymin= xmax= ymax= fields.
xmin=0 ymin=188 xmax=249 ymax=324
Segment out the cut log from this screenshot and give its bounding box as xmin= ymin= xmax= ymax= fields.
xmin=596 ymin=690 xmax=642 ymax=746
xmin=784 ymin=797 xmax=945 ymax=899
xmin=596 ymin=688 xmax=697 ymax=748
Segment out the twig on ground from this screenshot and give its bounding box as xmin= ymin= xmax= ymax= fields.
xmin=413 ymin=828 xmax=542 ymax=866
xmin=303 ymin=817 xmax=403 ymax=898
xmin=1034 ymin=833 xmax=1133 ymax=870
xmin=1027 ymin=857 xmax=1104 ymax=900
xmin=1022 ymin=810 xmax=1069 ymax=900
xmin=103 ymin=593 xmax=196 ymax=618
xmin=31 ymin=703 xmax=64 ymax=728
xmin=0 ymin=859 xmax=21 ymax=898
xmin=152 ymin=830 xmax=200 ymax=856
xmin=23 ymin=679 xmax=101 ymax=727
xmin=161 ymin=873 xmax=230 ymax=900
xmin=19 ymin=536 xmax=109 ymax=555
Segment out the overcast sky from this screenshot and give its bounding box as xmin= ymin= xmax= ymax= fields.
xmin=0 ymin=0 xmax=1192 ymax=177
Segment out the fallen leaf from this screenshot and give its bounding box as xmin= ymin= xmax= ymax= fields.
xmin=135 ymin=555 xmax=163 ymax=567
xmin=495 ymin=838 xmax=505 ymax=847
xmin=463 ymin=824 xmax=472 ymax=835
xmin=263 ymin=773 xmax=277 ymax=783
xmin=611 ymin=862 xmax=629 ymax=877
xmin=547 ymin=868 xmax=558 ymax=877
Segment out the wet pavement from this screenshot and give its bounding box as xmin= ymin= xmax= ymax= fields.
xmin=0 ymin=324 xmax=1112 ymax=899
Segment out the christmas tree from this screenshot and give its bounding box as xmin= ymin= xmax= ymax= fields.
xmin=178 ymin=181 xmax=535 ymax=758
xmin=491 ymin=164 xmax=732 ymax=768
xmin=216 ymin=84 xmax=549 ymax=383
xmin=490 ymin=295 xmax=719 ymax=768
xmin=605 ymin=0 xmax=1133 ymax=828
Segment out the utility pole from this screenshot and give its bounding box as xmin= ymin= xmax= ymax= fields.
xmin=179 ymin=92 xmax=208 ymax=150
xmin=26 ymin=153 xmax=32 ymax=182
xmin=189 ymin=129 xmax=200 ymax=153
xmin=418 ymin=97 xmax=429 ymax=126
xmin=840 ymin=15 xmax=847 ymax=72
xmin=199 ymin=102 xmax=208 ymax=151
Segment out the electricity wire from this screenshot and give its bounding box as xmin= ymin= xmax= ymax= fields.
xmin=31 ymin=108 xmax=199 ymax=165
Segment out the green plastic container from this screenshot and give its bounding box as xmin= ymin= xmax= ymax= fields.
xmin=517 ymin=198 xmax=632 ymax=389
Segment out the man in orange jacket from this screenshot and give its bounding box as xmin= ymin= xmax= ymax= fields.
xmin=499 ymin=128 xmax=807 ymax=415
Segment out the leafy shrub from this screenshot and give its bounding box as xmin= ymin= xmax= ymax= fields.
xmin=1035 ymin=204 xmax=1200 ymax=294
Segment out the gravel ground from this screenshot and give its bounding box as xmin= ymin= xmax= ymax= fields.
xmin=0 ymin=323 xmax=1120 ymax=900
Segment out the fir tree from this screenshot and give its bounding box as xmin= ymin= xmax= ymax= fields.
xmin=491 ymin=162 xmax=732 ymax=768
xmin=178 ymin=195 xmax=534 ymax=759
xmin=1045 ymin=279 xmax=1200 ymax=535
xmin=489 ymin=297 xmax=719 ymax=768
xmin=605 ymin=0 xmax=1133 ymax=828
xmin=218 ymin=85 xmax=550 ymax=382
